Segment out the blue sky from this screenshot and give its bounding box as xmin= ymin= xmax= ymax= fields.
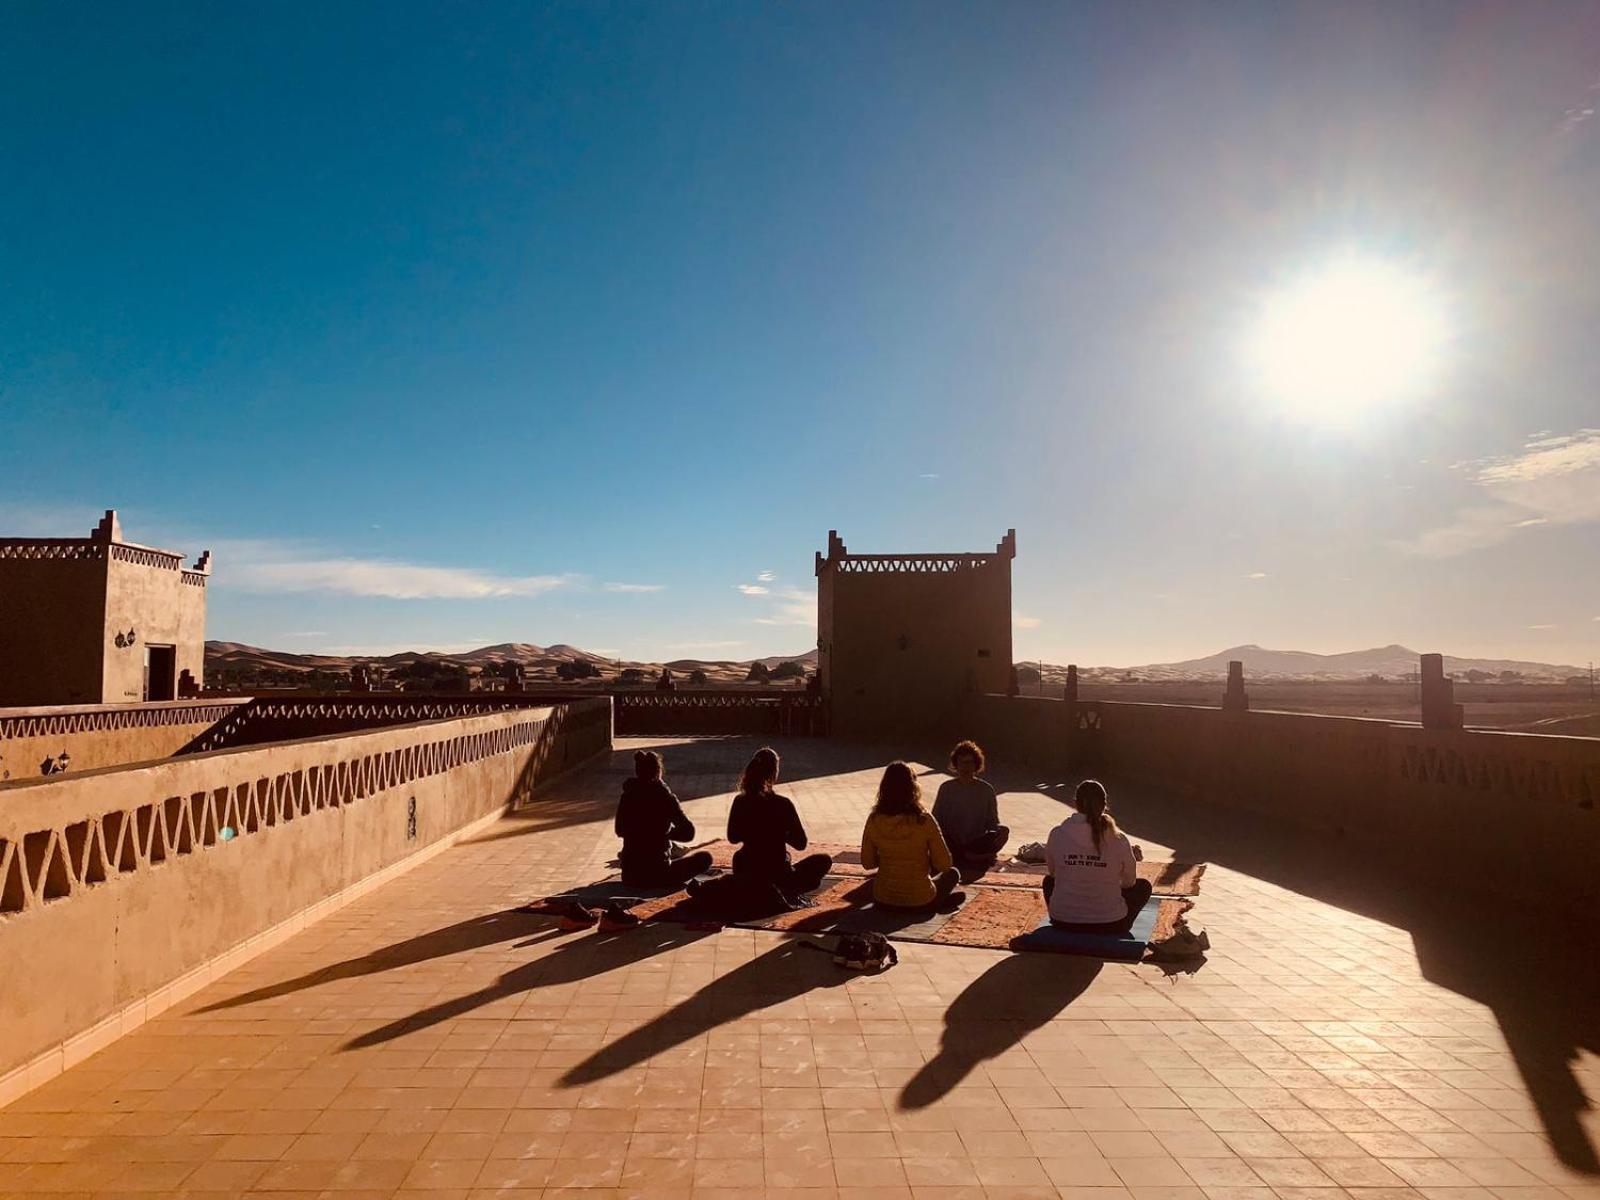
xmin=3 ymin=2 xmax=1598 ymax=667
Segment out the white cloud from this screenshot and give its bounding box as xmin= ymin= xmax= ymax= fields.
xmin=1246 ymin=572 xmax=1268 ymax=580
xmin=919 ymin=473 xmax=940 ymax=480
xmin=754 ymin=588 xmax=815 ymax=629
xmin=1395 ymin=428 xmax=1600 ymax=557
xmin=1013 ymin=613 xmax=1043 ymax=630
xmin=603 ymin=582 xmax=664 ymax=593
xmin=756 ymin=571 xmax=775 ymax=582
xmin=282 ymin=630 xmax=329 ymax=638
xmin=666 ymin=640 xmax=746 ymax=651
xmin=213 ymin=538 xmax=573 ymax=600
xmin=1528 ymin=623 xmax=1558 ymax=630
xmin=737 ymin=584 xmax=770 ymax=596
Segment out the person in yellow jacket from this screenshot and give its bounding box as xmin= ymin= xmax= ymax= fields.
xmin=860 ymin=762 xmax=964 ymax=911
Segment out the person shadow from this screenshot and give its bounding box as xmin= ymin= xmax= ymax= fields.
xmin=342 ymin=922 xmax=716 ymax=1050
xmin=900 ymin=953 xmax=1101 ymax=1109
xmin=560 ymin=938 xmax=854 ymax=1087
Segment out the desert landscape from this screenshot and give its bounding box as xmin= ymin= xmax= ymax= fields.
xmin=207 ymin=639 xmax=1600 ymax=734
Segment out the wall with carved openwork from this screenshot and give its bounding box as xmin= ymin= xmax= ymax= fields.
xmin=0 ymin=699 xmax=247 ymax=781
xmin=961 ymin=694 xmax=1600 ymax=909
xmin=614 ymin=689 xmax=825 ymax=736
xmin=0 ymin=697 xmax=611 ymax=1081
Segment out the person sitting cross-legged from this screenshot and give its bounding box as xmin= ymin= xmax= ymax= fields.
xmin=861 ymin=761 xmax=963 ymax=911
xmin=615 ymin=750 xmax=714 ymax=890
xmin=688 ymin=746 xmax=831 ymax=915
xmin=931 ymin=740 xmax=1009 ymax=881
xmin=1042 ymin=779 xmax=1152 ymax=936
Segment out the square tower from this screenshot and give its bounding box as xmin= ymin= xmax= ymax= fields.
xmin=816 ymin=529 xmax=1015 ymax=737
xmin=0 ymin=510 xmax=210 ymax=706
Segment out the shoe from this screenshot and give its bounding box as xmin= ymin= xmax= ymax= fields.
xmin=1147 ymin=919 xmax=1210 ymax=962
xmin=600 ymin=904 xmax=642 ymax=931
xmin=557 ymin=901 xmax=600 ymax=931
xmin=936 ymin=890 xmax=966 ymax=914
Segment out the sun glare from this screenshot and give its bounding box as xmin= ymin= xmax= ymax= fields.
xmin=1245 ymin=252 xmax=1449 ymax=423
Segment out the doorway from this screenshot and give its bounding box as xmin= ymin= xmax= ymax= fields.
xmin=144 ymin=645 xmax=176 ymax=701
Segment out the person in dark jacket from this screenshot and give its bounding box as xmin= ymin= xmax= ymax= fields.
xmin=688 ymin=746 xmax=830 ymax=913
xmin=615 ymin=750 xmax=713 ymax=889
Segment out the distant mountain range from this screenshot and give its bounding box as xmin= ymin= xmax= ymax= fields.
xmin=205 ymin=641 xmax=817 ymax=685
xmin=206 ymin=638 xmax=1583 ymax=686
xmin=1101 ymin=643 xmax=1587 ymax=682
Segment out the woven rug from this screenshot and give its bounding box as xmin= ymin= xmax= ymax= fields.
xmin=528 ymin=870 xmax=1192 ymax=958
xmin=694 ymin=839 xmax=1205 ymax=896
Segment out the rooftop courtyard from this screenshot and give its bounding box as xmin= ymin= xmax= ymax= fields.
xmin=1 ymin=733 xmax=1596 ymax=1199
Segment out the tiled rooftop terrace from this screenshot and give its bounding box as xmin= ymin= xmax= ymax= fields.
xmin=2 ymin=735 xmax=1597 ymax=1199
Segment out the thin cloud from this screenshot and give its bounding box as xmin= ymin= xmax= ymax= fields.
xmin=603 ymin=582 xmax=664 ymax=593
xmin=215 ymin=538 xmax=573 ymax=600
xmin=754 ymin=587 xmax=814 ymax=629
xmin=737 ymin=584 xmax=770 ymax=596
xmin=1013 ymin=613 xmax=1043 ymax=630
xmin=1246 ymin=572 xmax=1268 ymax=579
xmin=282 ymin=630 xmax=329 ymax=638
xmin=666 ymin=640 xmax=746 ymax=651
xmin=1528 ymin=623 xmax=1558 ymax=630
xmin=919 ymin=472 xmax=940 ymax=480
xmin=756 ymin=571 xmax=775 ymax=582
xmin=1394 ymin=428 xmax=1600 ymax=558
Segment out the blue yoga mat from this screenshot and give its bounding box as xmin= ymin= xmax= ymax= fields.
xmin=1008 ymin=895 xmax=1164 ymax=962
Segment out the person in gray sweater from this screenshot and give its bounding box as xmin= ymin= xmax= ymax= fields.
xmin=930 ymin=740 xmax=1009 ymax=880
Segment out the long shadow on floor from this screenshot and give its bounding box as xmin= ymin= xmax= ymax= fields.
xmin=342 ymin=922 xmax=716 ymax=1050
xmin=899 ymin=954 xmax=1101 ymax=1109
xmin=195 ymin=909 xmax=562 ymax=1013
xmin=1101 ymin=776 xmax=1600 ymax=1176
xmin=559 ymin=939 xmax=853 ymax=1087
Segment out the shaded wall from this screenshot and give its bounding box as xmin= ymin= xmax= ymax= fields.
xmin=823 ymin=562 xmax=1011 ymax=737
xmin=0 ymin=697 xmax=611 ymax=1085
xmin=0 ymin=700 xmax=247 ymax=781
xmin=0 ymin=553 xmax=107 ymax=706
xmin=961 ymin=694 xmax=1600 ymax=909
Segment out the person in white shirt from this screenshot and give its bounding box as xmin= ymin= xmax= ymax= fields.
xmin=1042 ymin=779 xmax=1152 ymax=934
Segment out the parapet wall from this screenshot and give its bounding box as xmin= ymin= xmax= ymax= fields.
xmin=961 ymin=693 xmax=1600 ymax=909
xmin=0 ymin=699 xmax=248 ymax=780
xmin=0 ymin=697 xmax=611 ymax=1095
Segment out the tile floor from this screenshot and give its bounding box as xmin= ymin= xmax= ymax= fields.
xmin=1 ymin=734 xmax=1596 ymax=1199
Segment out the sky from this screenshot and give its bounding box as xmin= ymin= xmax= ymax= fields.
xmin=3 ymin=1 xmax=1599 ymax=669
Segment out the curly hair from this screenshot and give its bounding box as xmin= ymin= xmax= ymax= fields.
xmin=949 ymin=739 xmax=986 ymax=772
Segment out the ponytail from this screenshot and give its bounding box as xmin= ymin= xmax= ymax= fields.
xmin=739 ymin=746 xmax=780 ymax=796
xmin=1074 ymin=779 xmax=1116 ymax=851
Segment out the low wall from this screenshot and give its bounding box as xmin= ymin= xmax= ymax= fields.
xmin=0 ymin=699 xmax=248 ymax=780
xmin=961 ymin=693 xmax=1600 ymax=909
xmin=614 ymin=690 xmax=826 ymax=736
xmin=0 ymin=696 xmax=611 ymax=1093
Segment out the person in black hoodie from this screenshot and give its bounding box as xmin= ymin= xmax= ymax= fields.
xmin=615 ymin=750 xmax=714 ymax=889
xmin=687 ymin=746 xmax=831 ymax=914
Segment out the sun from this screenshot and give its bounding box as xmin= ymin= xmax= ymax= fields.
xmin=1245 ymin=252 xmax=1449 ymax=423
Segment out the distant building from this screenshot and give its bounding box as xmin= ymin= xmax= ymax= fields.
xmin=816 ymin=529 xmax=1014 ymax=736
xmin=0 ymin=510 xmax=209 ymax=706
